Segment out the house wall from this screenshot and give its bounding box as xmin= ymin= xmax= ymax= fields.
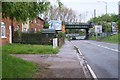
xmin=1 ymin=17 xmax=22 ymax=45
xmin=22 ymin=20 xmax=29 ymax=32
xmin=1 ymin=17 xmax=11 ymax=45
xmin=29 ymin=18 xmax=44 ymax=32
xmin=37 ymin=18 xmax=44 ymax=30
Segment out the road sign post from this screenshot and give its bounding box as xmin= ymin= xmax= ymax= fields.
xmin=95 ymin=25 xmax=102 ymax=39
xmin=53 ymin=38 xmax=58 ymax=48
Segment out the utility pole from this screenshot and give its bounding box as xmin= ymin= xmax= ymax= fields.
xmin=118 ymin=1 xmax=120 ymax=17
xmin=118 ymin=1 xmax=120 ymax=33
xmin=98 ymin=1 xmax=107 ymax=14
xmin=98 ymin=1 xmax=108 ymax=37
xmin=94 ymin=9 xmax=96 ymax=18
xmin=94 ymin=9 xmax=96 ymax=23
xmin=105 ymin=2 xmax=107 ymax=14
xmin=79 ymin=14 xmax=82 ymax=22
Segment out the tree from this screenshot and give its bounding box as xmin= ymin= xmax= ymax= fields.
xmin=43 ymin=0 xmax=76 ymax=23
xmin=89 ymin=14 xmax=118 ymax=24
xmin=2 ymin=2 xmax=50 ymax=23
xmin=88 ymin=14 xmax=119 ymax=33
xmin=44 ymin=22 xmax=49 ymax=29
xmin=2 ymin=2 xmax=50 ymax=42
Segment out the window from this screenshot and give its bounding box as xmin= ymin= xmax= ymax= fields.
xmin=1 ymin=22 xmax=6 ymax=38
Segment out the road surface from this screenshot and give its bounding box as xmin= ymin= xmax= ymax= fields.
xmin=72 ymin=40 xmax=119 ymax=78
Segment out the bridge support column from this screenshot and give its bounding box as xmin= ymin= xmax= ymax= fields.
xmin=85 ymin=29 xmax=89 ymax=39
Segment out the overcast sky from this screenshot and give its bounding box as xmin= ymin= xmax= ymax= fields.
xmin=59 ymin=0 xmax=119 ymax=22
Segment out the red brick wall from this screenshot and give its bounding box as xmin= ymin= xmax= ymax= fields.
xmin=0 ymin=17 xmax=22 ymax=45
xmin=29 ymin=18 xmax=44 ymax=32
xmin=1 ymin=17 xmax=11 ymax=45
xmin=13 ymin=18 xmax=22 ymax=32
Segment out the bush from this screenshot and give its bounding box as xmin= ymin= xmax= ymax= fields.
xmin=57 ymin=32 xmax=65 ymax=46
xmin=20 ymin=33 xmax=55 ymax=45
xmin=58 ymin=32 xmax=65 ymax=38
xmin=13 ymin=31 xmax=21 ymax=43
xmin=44 ymin=22 xmax=49 ymax=29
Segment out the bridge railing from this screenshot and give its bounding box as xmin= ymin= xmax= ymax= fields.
xmin=64 ymin=22 xmax=94 ymax=28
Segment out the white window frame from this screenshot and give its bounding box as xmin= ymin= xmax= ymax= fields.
xmin=1 ymin=22 xmax=6 ymax=38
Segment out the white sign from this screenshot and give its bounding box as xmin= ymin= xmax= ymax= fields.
xmin=53 ymin=38 xmax=58 ymax=48
xmin=9 ymin=26 xmax=12 ymax=43
xmin=95 ymin=25 xmax=102 ymax=33
xmin=112 ymin=22 xmax=117 ymax=32
xmin=48 ymin=20 xmax=62 ymax=30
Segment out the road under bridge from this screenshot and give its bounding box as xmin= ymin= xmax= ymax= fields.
xmin=64 ymin=22 xmax=93 ymax=39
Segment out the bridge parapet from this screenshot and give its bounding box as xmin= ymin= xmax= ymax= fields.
xmin=64 ymin=22 xmax=93 ymax=29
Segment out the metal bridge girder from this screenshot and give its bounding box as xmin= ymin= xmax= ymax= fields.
xmin=64 ymin=23 xmax=92 ymax=29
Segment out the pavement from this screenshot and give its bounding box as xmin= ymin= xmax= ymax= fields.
xmin=46 ymin=40 xmax=85 ymax=78
xmin=13 ymin=40 xmax=86 ymax=78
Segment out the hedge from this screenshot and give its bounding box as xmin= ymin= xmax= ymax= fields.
xmin=13 ymin=32 xmax=55 ymax=45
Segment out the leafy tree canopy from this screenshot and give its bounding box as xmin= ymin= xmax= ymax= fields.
xmin=2 ymin=2 xmax=50 ymax=23
xmin=88 ymin=14 xmax=119 ymax=24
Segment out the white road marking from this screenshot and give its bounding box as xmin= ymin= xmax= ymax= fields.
xmin=87 ymin=64 xmax=97 ymax=79
xmin=77 ymin=48 xmax=98 ymax=79
xmin=84 ymin=41 xmax=120 ymax=52
xmin=74 ymin=45 xmax=98 ymax=79
xmin=71 ymin=41 xmax=98 ymax=79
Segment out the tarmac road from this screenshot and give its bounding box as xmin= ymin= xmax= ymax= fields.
xmin=72 ymin=40 xmax=119 ymax=78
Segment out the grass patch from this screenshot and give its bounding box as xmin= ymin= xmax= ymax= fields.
xmin=89 ymin=36 xmax=97 ymax=40
xmin=2 ymin=44 xmax=59 ymax=54
xmin=2 ymin=53 xmax=37 ymax=78
xmin=89 ymin=33 xmax=119 ymax=44
xmin=102 ymin=33 xmax=119 ymax=44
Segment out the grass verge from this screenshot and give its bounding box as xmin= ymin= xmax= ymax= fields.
xmin=2 ymin=44 xmax=59 ymax=54
xmin=102 ymin=33 xmax=119 ymax=44
xmin=2 ymin=53 xmax=37 ymax=78
xmin=89 ymin=33 xmax=119 ymax=44
xmin=2 ymin=44 xmax=59 ymax=78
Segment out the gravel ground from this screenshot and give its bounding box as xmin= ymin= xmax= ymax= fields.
xmin=13 ymin=54 xmax=85 ymax=78
xmin=12 ymin=41 xmax=86 ymax=78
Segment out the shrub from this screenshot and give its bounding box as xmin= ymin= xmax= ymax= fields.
xmin=44 ymin=22 xmax=49 ymax=29
xmin=20 ymin=33 xmax=54 ymax=45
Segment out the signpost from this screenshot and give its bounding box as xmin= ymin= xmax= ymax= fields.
xmin=48 ymin=20 xmax=61 ymax=48
xmin=53 ymin=38 xmax=58 ymax=48
xmin=112 ymin=22 xmax=117 ymax=33
xmin=95 ymin=25 xmax=102 ymax=39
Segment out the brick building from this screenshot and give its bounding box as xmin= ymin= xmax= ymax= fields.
xmin=29 ymin=17 xmax=44 ymax=32
xmin=0 ymin=16 xmax=22 ymax=45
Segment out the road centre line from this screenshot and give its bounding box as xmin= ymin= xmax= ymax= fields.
xmin=84 ymin=41 xmax=120 ymax=52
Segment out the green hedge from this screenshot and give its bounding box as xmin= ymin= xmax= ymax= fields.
xmin=14 ymin=32 xmax=55 ymax=45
